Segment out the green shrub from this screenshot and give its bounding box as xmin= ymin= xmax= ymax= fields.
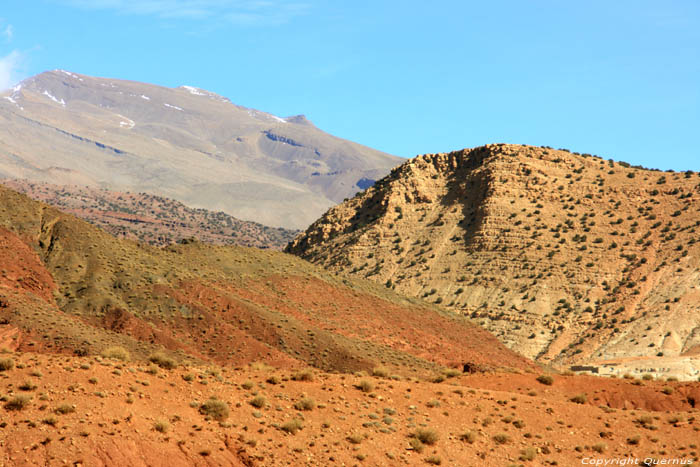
xmin=249 ymin=396 xmax=266 ymax=408
xmin=101 ymin=346 xmax=130 ymax=362
xmin=409 ymin=438 xmax=424 ymax=453
xmin=536 ymin=375 xmax=554 ymax=385
xmin=519 ymin=447 xmax=537 ymax=461
xmin=4 ymin=395 xmax=30 ymax=411
xmin=293 ymin=397 xmax=315 ymax=411
xmin=356 ymin=380 xmax=374 ymax=393
xmin=199 ymin=398 xmax=229 ymax=421
xmin=412 ymin=428 xmax=439 ymax=445
xmin=266 ymin=375 xmax=280 ymax=385
xmin=42 ymin=416 xmax=58 ymax=426
xmin=281 ymin=418 xmax=303 ymax=434
xmin=154 ymin=420 xmax=170 ymax=433
xmin=291 ymin=369 xmax=314 ymax=381
xmin=0 ymin=358 xmax=15 ymax=371
xmin=55 ymin=404 xmax=75 ymax=414
xmin=148 ymin=352 xmax=177 ymax=370
xmin=18 ymin=380 xmax=38 ymax=391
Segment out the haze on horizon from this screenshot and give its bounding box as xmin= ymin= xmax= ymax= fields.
xmin=1 ymin=0 xmax=698 ymax=171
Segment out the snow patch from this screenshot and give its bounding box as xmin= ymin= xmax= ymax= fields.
xmin=55 ymin=70 xmax=84 ymax=82
xmin=178 ymin=85 xmax=230 ymax=103
xmin=117 ymin=114 xmax=135 ymax=129
xmin=3 ymin=83 xmax=25 ymax=110
xmin=247 ymin=109 xmax=287 ymax=123
xmin=182 ymin=85 xmax=206 ymax=96
xmin=3 ymin=95 xmax=24 ymax=110
xmin=42 ymin=90 xmax=66 ymax=107
xmin=164 ymin=103 xmax=183 ymax=111
xmin=140 ymin=95 xmax=150 ymax=100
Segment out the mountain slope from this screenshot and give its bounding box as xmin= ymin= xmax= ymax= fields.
xmin=0 ymin=183 xmax=534 ymax=375
xmin=0 ymin=70 xmax=401 ymax=228
xmin=1 ymin=179 xmax=298 ymax=249
xmin=287 ymin=144 xmax=700 ymax=379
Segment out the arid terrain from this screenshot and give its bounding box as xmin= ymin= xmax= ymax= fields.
xmin=288 ymin=144 xmax=700 ymax=380
xmin=0 ymin=184 xmax=532 ymax=376
xmin=0 ymin=152 xmax=698 ymax=466
xmin=0 ymin=70 xmax=401 ymax=228
xmin=0 ymin=352 xmax=698 ymax=466
xmin=1 ymin=179 xmax=298 ymax=249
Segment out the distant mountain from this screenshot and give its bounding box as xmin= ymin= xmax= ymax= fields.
xmin=1 ymin=179 xmax=298 ymax=249
xmin=0 ymin=70 xmax=401 ymax=228
xmin=288 ymin=144 xmax=700 ymax=379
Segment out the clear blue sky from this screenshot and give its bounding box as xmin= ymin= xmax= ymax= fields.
xmin=1 ymin=1 xmax=698 ymax=170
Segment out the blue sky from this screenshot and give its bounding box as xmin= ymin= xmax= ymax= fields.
xmin=1 ymin=1 xmax=698 ymax=170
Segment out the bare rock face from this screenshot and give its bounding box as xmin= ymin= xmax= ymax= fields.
xmin=0 ymin=70 xmax=401 ymax=229
xmin=288 ymin=144 xmax=700 ymax=379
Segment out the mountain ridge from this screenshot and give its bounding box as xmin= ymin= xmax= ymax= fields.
xmin=288 ymin=143 xmax=700 ymax=380
xmin=0 ymin=69 xmax=402 ymax=228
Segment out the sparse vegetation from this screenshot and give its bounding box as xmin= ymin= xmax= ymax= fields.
xmin=291 ymin=369 xmax=314 ymax=381
xmin=55 ymin=404 xmax=75 ymax=414
xmin=412 ymin=428 xmax=439 ymax=445
xmin=356 ymin=380 xmax=374 ymax=393
xmin=4 ymin=395 xmax=30 ymax=411
xmin=0 ymin=358 xmax=15 ymax=371
xmin=250 ymin=395 xmax=266 ymax=408
xmin=199 ymin=398 xmax=229 ymax=421
xmin=281 ymin=418 xmax=304 ymax=434
xmin=148 ymin=352 xmax=177 ymax=369
xmin=293 ymin=397 xmax=315 ymax=411
xmin=101 ymin=346 xmax=130 ymax=362
xmin=536 ymin=375 xmax=554 ymax=386
xmin=493 ymin=433 xmax=511 ymax=444
xmin=154 ymin=420 xmax=170 ymax=433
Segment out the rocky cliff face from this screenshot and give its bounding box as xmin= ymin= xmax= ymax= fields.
xmin=288 ymin=144 xmax=700 ymax=377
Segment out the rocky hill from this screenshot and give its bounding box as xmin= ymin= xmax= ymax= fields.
xmin=0 ymin=70 xmax=401 ymax=228
xmin=0 ymin=183 xmax=533 ymax=376
xmin=288 ymin=144 xmax=700 ymax=379
xmin=1 ymin=179 xmax=298 ymax=249
xmin=2 ymin=173 xmax=699 ymax=467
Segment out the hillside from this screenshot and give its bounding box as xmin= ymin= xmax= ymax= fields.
xmin=0 ymin=70 xmax=401 ymax=229
xmin=0 ymin=183 xmax=533 ymax=376
xmin=1 ymin=166 xmax=699 ymax=467
xmin=0 ymin=352 xmax=698 ymax=466
xmin=288 ymin=144 xmax=700 ymax=379
xmin=1 ymin=179 xmax=297 ymax=249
